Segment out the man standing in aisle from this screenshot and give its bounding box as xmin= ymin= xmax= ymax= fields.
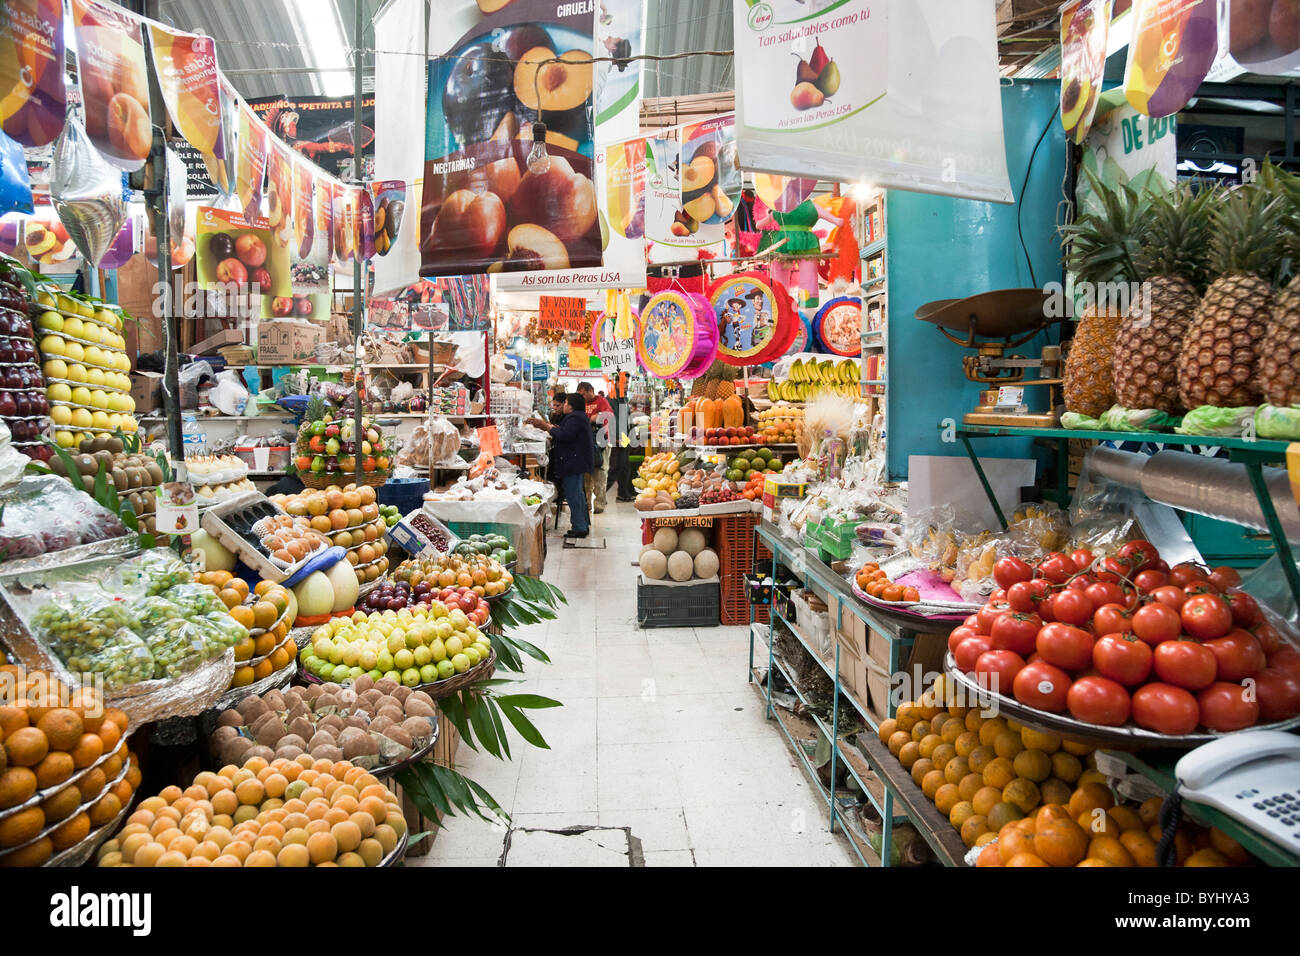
xmin=577 ymin=381 xmax=613 ymax=515
xmin=528 ymin=393 xmax=593 ymax=538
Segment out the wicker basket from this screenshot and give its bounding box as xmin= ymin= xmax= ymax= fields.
xmin=298 ymin=647 xmax=496 ymax=702
xmin=300 ymin=470 xmax=389 ymax=490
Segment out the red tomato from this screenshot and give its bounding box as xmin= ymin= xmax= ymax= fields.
xmin=990 ymin=588 xmax=1008 ymax=604
xmin=1153 ymin=640 xmax=1218 ymax=690
xmin=1119 ymin=540 xmax=1159 ymax=572
xmin=1252 ymin=621 xmax=1284 ymax=656
xmin=1036 ymin=622 xmax=1095 ymax=671
xmin=1070 ymin=548 xmax=1095 ymax=571
xmin=1132 ymin=683 xmax=1201 ymax=735
xmin=1066 ymin=575 xmax=1095 ymax=592
xmin=1084 ymin=581 xmax=1127 ymax=609
xmin=1226 ymin=592 xmax=1261 ymax=628
xmin=1181 ymin=594 xmax=1233 ymax=640
xmin=947 ymin=625 xmax=980 ymax=654
xmin=975 ymin=649 xmax=1025 ymax=697
xmin=1208 ymin=566 xmax=1243 ymax=592
xmin=963 ymin=613 xmax=982 ymax=630
xmin=1093 ymin=603 xmax=1134 ymax=636
xmin=1097 ymin=556 xmax=1132 ymax=583
xmin=1067 ymin=675 xmax=1132 ymax=726
xmin=1012 ymin=660 xmax=1071 ymax=712
xmin=1132 ymin=569 xmax=1169 ymax=594
xmin=1007 ymin=580 xmax=1044 ymax=614
xmin=1203 ymin=629 xmax=1265 ymax=682
xmin=1037 ymin=553 xmax=1076 ymax=585
xmin=1150 ymin=585 xmax=1189 ymax=612
xmin=1169 ymin=563 xmax=1208 ymax=588
xmin=1255 ymin=667 xmax=1300 ymax=722
xmin=1131 ymin=602 xmax=1182 ymax=646
xmin=1197 ymin=681 xmax=1259 ymax=732
xmin=993 ymin=556 xmax=1033 ymax=590
xmin=1093 ymin=632 xmax=1154 ymax=686
xmin=1267 ymin=647 xmax=1300 ymax=677
xmin=990 ymin=612 xmax=1042 ymax=657
xmin=1184 ymin=581 xmax=1221 ymax=598
xmin=977 ymin=601 xmax=1014 ymax=635
xmin=1150 ymin=558 xmax=1171 ymax=573
xmin=954 ymin=635 xmax=993 ymax=673
xmin=1050 ymin=589 xmax=1094 ymax=627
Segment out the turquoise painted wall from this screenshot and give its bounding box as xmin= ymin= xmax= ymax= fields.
xmin=885 ymin=79 xmax=1067 ymax=480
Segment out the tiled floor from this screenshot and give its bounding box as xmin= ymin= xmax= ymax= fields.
xmin=413 ymin=501 xmax=855 ymax=867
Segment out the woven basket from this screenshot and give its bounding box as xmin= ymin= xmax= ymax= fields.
xmin=298 ymin=647 xmax=496 ymax=702
xmin=300 ymin=471 xmax=389 ymax=490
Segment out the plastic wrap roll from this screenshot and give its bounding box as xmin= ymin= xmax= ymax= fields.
xmin=1140 ymin=451 xmax=1300 ymax=542
xmin=1087 ymin=447 xmax=1150 ymax=488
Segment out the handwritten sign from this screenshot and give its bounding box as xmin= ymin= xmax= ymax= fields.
xmin=568 ymin=345 xmax=591 ymax=370
xmin=538 ymin=295 xmax=588 ymax=333
xmin=477 ymin=426 xmax=503 ymax=458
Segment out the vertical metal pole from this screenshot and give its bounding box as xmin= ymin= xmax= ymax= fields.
xmin=352 ymin=0 xmax=365 ymax=488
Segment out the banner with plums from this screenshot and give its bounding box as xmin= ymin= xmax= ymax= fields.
xmin=0 ymin=0 xmax=67 ymax=147
xmin=196 ymin=205 xmax=327 ymax=320
xmin=421 ymin=0 xmax=600 ymax=278
xmin=69 ymin=0 xmax=152 ymax=171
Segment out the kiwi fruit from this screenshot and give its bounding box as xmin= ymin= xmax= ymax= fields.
xmin=145 ymin=462 xmax=163 ymax=485
xmin=49 ymin=456 xmax=68 ymax=477
xmin=74 ymin=454 xmax=96 ymax=476
xmin=109 ymin=468 xmax=128 ymax=492
xmin=106 ymin=437 xmax=124 ymax=454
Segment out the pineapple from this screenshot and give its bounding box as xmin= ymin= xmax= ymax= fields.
xmin=1059 ymin=172 xmax=1147 ymax=417
xmin=1113 ymin=184 xmax=1216 ymax=413
xmin=1178 ymin=183 xmax=1289 ymax=410
xmin=1258 ymin=164 xmax=1300 ymax=407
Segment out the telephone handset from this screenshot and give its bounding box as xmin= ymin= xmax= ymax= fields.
xmin=1175 ymin=730 xmax=1300 ymax=855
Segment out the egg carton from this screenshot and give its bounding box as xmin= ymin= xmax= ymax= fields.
xmin=200 ymin=490 xmax=327 ymax=584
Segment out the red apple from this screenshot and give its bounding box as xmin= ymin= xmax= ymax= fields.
xmin=250 ymin=267 xmax=271 ymax=293
xmin=234 ymin=233 xmax=267 ymax=267
xmin=294 ymin=297 xmax=314 ymax=317
xmin=271 ymin=296 xmax=295 ymax=317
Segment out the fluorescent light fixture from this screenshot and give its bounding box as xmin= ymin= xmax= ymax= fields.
xmin=291 ymin=0 xmax=353 ymax=97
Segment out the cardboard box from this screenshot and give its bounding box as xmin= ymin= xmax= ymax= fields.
xmin=191 ymin=328 xmax=244 ymax=356
xmin=836 ymin=628 xmax=868 ymax=712
xmin=865 ymin=657 xmax=892 ymax=724
xmin=257 ymin=319 xmax=324 ymax=364
xmin=130 ymin=371 xmax=164 ymax=413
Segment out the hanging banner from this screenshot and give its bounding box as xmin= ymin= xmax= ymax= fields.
xmin=1078 ymin=94 xmax=1177 ymax=215
xmin=1060 ymin=0 xmax=1112 ymax=145
xmin=734 ymin=0 xmax=1013 ymax=204
xmin=595 ymin=0 xmax=647 ymax=145
xmin=314 ymin=175 xmax=334 ymax=264
xmin=368 ymin=180 xmax=407 ymax=257
xmin=70 ymin=0 xmax=152 ymax=171
xmin=265 ymin=139 xmax=295 ymax=256
xmin=1227 ymin=0 xmax=1300 ymax=75
xmin=201 ymin=78 xmax=238 ymax=197
xmin=421 ymin=1 xmax=600 ymax=278
xmin=236 ymin=105 xmax=268 ymax=223
xmin=605 ymin=136 xmax=646 ymax=242
xmin=1123 ymin=0 xmax=1218 ymax=117
xmin=247 ymin=94 xmax=376 ymax=181
xmin=0 ymin=0 xmax=66 ymax=147
xmin=645 ymin=130 xmax=727 ymax=263
xmin=373 ymin=0 xmax=425 ymax=294
xmin=332 ymin=183 xmax=356 ymax=266
xmin=291 ymin=157 xmax=330 ymax=293
xmin=597 ymin=292 xmax=637 ymax=372
xmin=196 ymin=204 xmax=321 ymax=320
xmin=147 ymin=23 xmax=224 ymax=158
xmin=0 ymin=215 xmax=22 ymax=256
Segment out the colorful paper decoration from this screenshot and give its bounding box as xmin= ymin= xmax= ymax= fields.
xmin=814 ymin=296 xmax=864 ymax=357
xmin=637 ymin=290 xmax=718 ymax=379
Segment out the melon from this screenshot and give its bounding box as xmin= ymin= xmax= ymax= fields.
xmin=640 ymin=549 xmax=668 ymax=580
xmin=678 ymin=528 xmax=707 ymax=557
xmin=323 ymin=559 xmax=360 ymax=613
xmin=667 ymin=550 xmax=694 ymax=582
xmin=191 ymin=529 xmax=235 ymax=572
xmin=293 ymin=571 xmax=335 ymax=617
xmin=694 ymin=548 xmax=719 ymax=579
xmin=652 ymin=527 xmax=679 ymax=553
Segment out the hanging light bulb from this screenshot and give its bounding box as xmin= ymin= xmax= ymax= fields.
xmin=527 ymin=122 xmax=551 ymax=174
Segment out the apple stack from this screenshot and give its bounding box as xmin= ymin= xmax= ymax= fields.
xmin=35 ymin=287 xmax=137 ymax=450
xmin=0 ymin=260 xmax=52 ymax=462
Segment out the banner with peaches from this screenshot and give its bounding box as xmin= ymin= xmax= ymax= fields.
xmin=147 ymin=22 xmax=224 ymax=159
xmin=70 ymin=0 xmax=152 ymax=171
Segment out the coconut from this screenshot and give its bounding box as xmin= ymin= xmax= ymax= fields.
xmin=275 ymin=744 xmax=304 ymax=762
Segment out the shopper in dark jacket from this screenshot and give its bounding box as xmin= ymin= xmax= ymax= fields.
xmin=529 ymin=393 xmax=593 ymax=537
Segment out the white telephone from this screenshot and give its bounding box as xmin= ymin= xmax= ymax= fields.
xmin=1175 ymin=730 xmax=1300 ymax=856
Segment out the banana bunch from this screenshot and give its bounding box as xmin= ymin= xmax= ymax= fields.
xmin=767 ymin=357 xmax=861 ymax=402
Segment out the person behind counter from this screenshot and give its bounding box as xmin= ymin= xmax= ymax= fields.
xmin=527 ymin=392 xmax=593 ymax=539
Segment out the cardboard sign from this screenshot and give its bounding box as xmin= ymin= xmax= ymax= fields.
xmin=539 ymin=295 xmax=588 ymax=333
xmin=477 ymin=426 xmax=503 ymax=458
xmin=568 ymin=345 xmax=591 ymax=370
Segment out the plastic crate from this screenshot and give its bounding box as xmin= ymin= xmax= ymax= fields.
xmin=377 ymin=477 xmax=429 ymax=517
xmin=637 ymin=578 xmax=719 ymax=628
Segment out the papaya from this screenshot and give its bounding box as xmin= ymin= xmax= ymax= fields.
xmin=698 ymin=398 xmax=719 ymax=430
xmin=721 ymin=394 xmax=744 ymax=429
xmin=681 ymin=399 xmax=697 ymax=433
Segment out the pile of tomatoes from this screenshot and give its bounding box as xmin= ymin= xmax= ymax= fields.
xmin=946 ymin=540 xmax=1300 ymax=735
xmin=855 ymin=562 xmax=921 ymax=603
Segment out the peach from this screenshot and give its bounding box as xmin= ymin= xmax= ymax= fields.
xmin=1229 ymin=0 xmax=1271 ymax=53
xmin=426 ymin=189 xmax=506 ymax=262
xmin=494 ymin=223 xmax=569 ymax=272
xmin=1271 ymin=0 xmax=1300 ymax=54
xmin=509 ymin=156 xmax=596 ymax=244
xmin=107 ymin=92 xmax=151 ymax=161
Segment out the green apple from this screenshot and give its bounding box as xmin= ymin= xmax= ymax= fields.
xmin=318 ymin=663 xmax=336 ymax=680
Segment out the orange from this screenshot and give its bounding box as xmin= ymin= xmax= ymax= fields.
xmin=1107 ymin=805 xmax=1144 ymax=833
xmin=252 ymin=601 xmax=278 ymax=629
xmin=0 ymin=766 xmax=37 ymax=808
xmin=1077 ymin=858 xmax=1114 ymax=866
xmin=1036 ymin=803 xmax=1073 ymax=826
xmin=4 ymin=727 xmax=48 ymax=768
xmin=0 ymin=837 xmax=53 ymax=867
xmin=0 ymin=806 xmax=44 ymax=847
xmin=1068 ymin=782 xmax=1114 ymax=819
xmin=930 ymin=744 xmax=957 ymax=772
xmin=920 ymin=770 xmax=946 ymax=801
xmin=976 ymin=843 xmax=1003 ymax=867
xmin=1050 ymin=751 xmax=1083 ymax=783
xmin=229 ymin=606 xmax=255 ymax=630
xmin=982 ymin=756 xmax=1016 ymax=790
xmin=253 ymin=632 xmax=277 ymax=657
xmin=960 ymin=813 xmax=990 ymax=847
xmin=967 ymin=745 xmax=995 ymax=775
xmin=1138 ymin=796 xmax=1164 ymax=827
xmin=972 ymin=786 xmax=1003 ymax=817
xmin=36 ymin=709 xmax=83 ymax=751
xmin=1040 ymin=778 xmax=1072 ymax=807
xmin=957 ymin=773 xmax=983 ymax=804
xmin=933 ymin=783 xmax=961 ymax=816
xmin=997 ymin=823 xmax=1036 ymax=864
xmin=1002 ymin=778 xmax=1041 ymax=814
xmin=1006 ymin=852 xmax=1050 ymax=867
xmin=51 ymin=812 xmax=90 ymax=850
xmin=34 ymin=751 xmax=74 ymax=789
xmin=97 ymin=720 xmax=121 ymax=753
xmin=943 ymin=756 xmax=970 ymax=786
xmin=1119 ymin=830 xmax=1158 ymax=867
xmin=90 ymin=792 xmax=123 ymax=827
xmin=1208 ymin=827 xmax=1249 ymax=865
xmin=1184 ymin=848 xmax=1231 ymax=867
xmin=949 ymin=800 xmax=976 ymax=829
xmin=1088 ymin=835 xmax=1136 ymax=867
xmin=252 ymin=659 xmax=274 ymax=681
xmin=329 ymin=509 xmax=349 ymax=531
xmin=218 ymin=588 xmax=243 ymax=610
xmin=1034 ymin=817 xmax=1089 ymax=866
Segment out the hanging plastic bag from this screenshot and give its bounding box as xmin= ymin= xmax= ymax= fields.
xmin=50 ymin=118 xmax=128 ymax=266
xmin=0 ymin=130 xmax=33 ymax=215
xmin=209 ymin=369 xmax=250 ymax=416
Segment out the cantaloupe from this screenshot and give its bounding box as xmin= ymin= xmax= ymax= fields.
xmin=667 ymin=550 xmax=694 ymax=582
xmin=640 ymin=549 xmax=668 ymax=580
xmin=323 ymin=559 xmax=359 ymax=613
xmin=652 ymin=527 xmax=679 ymax=553
xmin=694 ymin=548 xmax=720 ymax=578
xmin=678 ymin=528 xmax=707 ymax=557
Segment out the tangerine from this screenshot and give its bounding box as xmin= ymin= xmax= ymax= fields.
xmin=1034 ymin=817 xmax=1090 ymax=866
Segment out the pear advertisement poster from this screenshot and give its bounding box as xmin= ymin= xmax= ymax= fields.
xmin=1060 ymin=0 xmax=1111 ymax=145
xmin=421 ymin=0 xmax=601 ymax=278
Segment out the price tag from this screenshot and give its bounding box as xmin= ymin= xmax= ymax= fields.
xmin=995 ymin=386 xmax=1024 ymax=410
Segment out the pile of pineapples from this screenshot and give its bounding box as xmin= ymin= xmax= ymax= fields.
xmin=1061 ymin=164 xmax=1299 ymax=418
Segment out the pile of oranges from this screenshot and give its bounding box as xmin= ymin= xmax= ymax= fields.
xmin=393 ymin=552 xmax=514 ymax=599
xmin=855 ymin=563 xmax=920 ymax=603
xmin=96 ymin=754 xmax=406 ymax=867
xmin=0 ymin=670 xmax=140 ymax=866
xmin=195 ymin=574 xmax=296 ymax=688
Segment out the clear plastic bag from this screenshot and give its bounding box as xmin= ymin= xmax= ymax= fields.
xmin=1068 ymin=449 xmax=1141 ymax=555
xmin=138 ymin=617 xmax=215 ymax=679
xmin=115 ymin=551 xmax=193 ymax=596
xmin=1007 ymin=502 xmax=1071 ymax=556
xmin=162 ymin=582 xmax=226 ymax=617
xmin=0 ymin=476 xmax=128 ymax=563
xmin=62 ymin=629 xmax=155 ymax=690
xmin=1176 ymin=405 xmax=1256 ymax=437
